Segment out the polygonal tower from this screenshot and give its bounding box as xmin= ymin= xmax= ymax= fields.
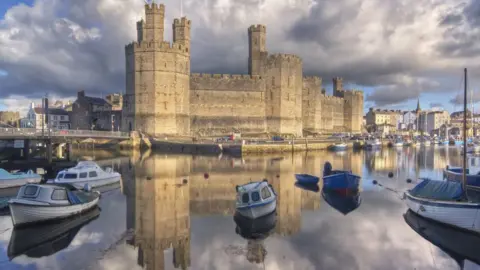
xmin=333 ymin=77 xmax=344 ymax=97
xmin=248 ymin=24 xmax=268 ymax=76
xmin=124 ymin=3 xmax=191 ymax=136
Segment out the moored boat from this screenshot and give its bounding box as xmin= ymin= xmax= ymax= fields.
xmin=404 ymin=179 xmax=480 ymax=234
xmin=444 ymin=166 xmax=480 ymax=189
xmin=329 ymin=142 xmax=347 ymax=151
xmin=393 ymin=138 xmax=404 ymax=147
xmin=294 ymin=174 xmax=319 ymax=185
xmin=322 ymin=188 xmax=361 ymax=215
xmin=236 ymin=180 xmax=276 ymax=219
xmin=7 ymin=207 xmax=100 ymax=260
xmin=322 ymin=162 xmax=361 ymax=190
xmin=234 ymin=210 xmax=277 ymax=240
xmin=365 ymin=138 xmax=381 ymax=149
xmin=8 ymin=183 xmax=100 ymax=227
xmin=47 ymin=161 xmax=121 ymax=189
xmin=0 ymin=169 xmax=41 ymax=189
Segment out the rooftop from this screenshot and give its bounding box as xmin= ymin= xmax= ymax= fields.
xmin=33 ymin=108 xmax=69 ymax=116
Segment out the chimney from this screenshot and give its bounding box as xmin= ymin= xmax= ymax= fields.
xmin=78 ymin=90 xmax=85 ymax=98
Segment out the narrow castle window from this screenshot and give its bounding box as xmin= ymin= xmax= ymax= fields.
xmin=271 ymin=77 xmax=274 ymax=86
xmin=270 ymin=91 xmax=273 ymax=100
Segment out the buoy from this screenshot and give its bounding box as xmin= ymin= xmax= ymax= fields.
xmin=204 ymin=173 xmax=209 ymax=179
xmin=388 ymin=172 xmax=394 ymax=178
xmin=406 ymin=179 xmax=412 ymax=183
xmin=372 ymin=180 xmax=378 ymax=185
xmin=183 ymin=179 xmax=188 ymax=184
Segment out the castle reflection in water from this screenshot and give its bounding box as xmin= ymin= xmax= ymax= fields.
xmin=102 ymin=146 xmax=469 ymax=270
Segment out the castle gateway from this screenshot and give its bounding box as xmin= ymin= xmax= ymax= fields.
xmin=123 ymin=3 xmax=364 ymax=137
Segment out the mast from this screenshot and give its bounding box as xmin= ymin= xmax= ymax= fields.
xmin=463 ymin=68 xmax=467 ymax=191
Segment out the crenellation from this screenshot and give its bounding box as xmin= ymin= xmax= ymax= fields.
xmin=144 ymin=3 xmax=165 ymax=11
xmin=248 ymin=24 xmax=266 ymax=32
xmin=125 ymin=41 xmax=189 ymax=55
xmin=173 ymin=17 xmax=191 ymax=26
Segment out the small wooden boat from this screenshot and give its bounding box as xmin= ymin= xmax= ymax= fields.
xmin=322 ymin=162 xmax=361 ymax=190
xmin=7 ymin=207 xmax=100 ymax=260
xmin=47 ymin=161 xmax=121 ymax=189
xmin=236 ymin=180 xmax=276 ymax=219
xmin=8 ymin=183 xmax=100 ymax=227
xmin=444 ymin=166 xmax=480 ymax=189
xmin=322 ymin=188 xmax=361 ymax=215
xmin=0 ymin=169 xmax=41 ymax=189
xmin=404 ymin=210 xmax=480 ymax=267
xmin=294 ymin=174 xmax=319 ymax=185
xmin=294 ymin=182 xmax=320 ymax=192
xmin=404 ymin=179 xmax=480 ymax=234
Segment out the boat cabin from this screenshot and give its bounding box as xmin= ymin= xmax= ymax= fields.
xmin=236 ymin=180 xmax=276 ymax=206
xmin=55 ymin=161 xmax=112 ymax=181
xmin=14 ymin=184 xmax=78 ymax=206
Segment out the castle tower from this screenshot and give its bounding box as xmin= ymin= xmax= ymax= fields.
xmin=333 ymin=77 xmax=344 ymax=97
xmin=173 ymin=17 xmax=191 ymax=53
xmin=248 ymin=25 xmax=268 ymax=76
xmin=124 ymin=3 xmax=191 ymax=136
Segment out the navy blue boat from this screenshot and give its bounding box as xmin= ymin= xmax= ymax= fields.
xmin=322 ymin=188 xmax=361 ymax=215
xmin=322 ymin=162 xmax=361 ymax=190
xmin=294 ymin=174 xmax=319 ymax=185
xmin=444 ymin=165 xmax=480 ymax=189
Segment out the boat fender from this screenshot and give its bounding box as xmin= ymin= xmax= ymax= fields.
xmin=183 ymin=179 xmax=188 ymax=184
xmin=388 ymin=172 xmax=394 ymax=178
xmin=372 ymin=180 xmax=378 ymax=185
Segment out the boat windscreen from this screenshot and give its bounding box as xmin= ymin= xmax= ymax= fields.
xmin=64 ymin=173 xmax=77 ymax=179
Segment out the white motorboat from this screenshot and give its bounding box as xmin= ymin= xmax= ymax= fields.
xmin=404 ymin=179 xmax=480 ymax=234
xmin=47 ymin=161 xmax=121 ymax=189
xmin=0 ymin=169 xmax=41 ymax=189
xmin=393 ymin=139 xmax=404 ymax=147
xmin=9 ymin=183 xmax=100 ymax=227
xmin=365 ymin=138 xmax=381 ymax=149
xmin=236 ymin=180 xmax=276 ymax=219
xmin=329 ymin=142 xmax=347 ymax=151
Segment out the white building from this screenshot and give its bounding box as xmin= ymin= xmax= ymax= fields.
xmin=20 ymin=103 xmax=70 ymax=130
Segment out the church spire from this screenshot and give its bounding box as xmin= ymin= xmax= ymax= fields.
xmin=416 ymin=98 xmax=421 ymax=113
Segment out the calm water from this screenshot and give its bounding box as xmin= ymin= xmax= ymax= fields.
xmin=0 ymin=146 xmax=478 ymax=270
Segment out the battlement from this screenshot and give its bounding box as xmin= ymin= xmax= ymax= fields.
xmin=174 ymin=17 xmax=191 ymax=27
xmin=145 ymin=3 xmax=165 ymax=13
xmin=344 ymin=89 xmax=364 ymax=96
xmin=321 ymin=95 xmax=345 ymax=104
xmin=266 ymin=53 xmax=302 ymax=69
xmin=248 ymin=24 xmax=266 ymax=32
xmin=190 ymin=73 xmax=263 ymax=80
xmin=125 ymin=41 xmax=189 ymax=54
xmin=190 ymin=73 xmax=265 ymax=92
xmin=303 ymin=76 xmax=322 ymax=83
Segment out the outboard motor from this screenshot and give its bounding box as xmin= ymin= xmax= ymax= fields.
xmin=323 ymin=162 xmax=332 ymax=177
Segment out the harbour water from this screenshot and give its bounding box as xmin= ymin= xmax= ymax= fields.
xmin=0 ymin=146 xmax=476 ymax=270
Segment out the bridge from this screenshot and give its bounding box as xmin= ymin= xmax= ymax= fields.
xmin=0 ymin=128 xmax=130 ymax=140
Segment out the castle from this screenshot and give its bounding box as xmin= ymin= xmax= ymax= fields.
xmin=123 ymin=3 xmax=364 ymax=137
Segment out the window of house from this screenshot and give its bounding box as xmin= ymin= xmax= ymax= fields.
xmin=89 ymin=171 xmax=98 ymax=178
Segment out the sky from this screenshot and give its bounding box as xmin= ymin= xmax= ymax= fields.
xmin=1 ymin=0 xmax=480 ymax=116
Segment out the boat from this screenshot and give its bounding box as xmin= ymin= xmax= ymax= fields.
xmin=329 ymin=142 xmax=347 ymax=151
xmin=234 ymin=210 xmax=277 ymax=240
xmin=404 ymin=210 xmax=480 ymax=267
xmin=0 ymin=169 xmax=41 ymax=189
xmin=404 ymin=139 xmax=412 ymax=146
xmin=322 ymin=188 xmax=361 ymax=215
xmin=47 ymin=161 xmax=121 ymax=189
xmin=405 ymin=68 xmax=480 ymax=234
xmin=294 ymin=174 xmax=319 ymax=185
xmin=322 ymin=162 xmax=361 ymax=190
xmin=423 ymin=140 xmax=431 ymax=146
xmin=365 ymin=138 xmax=381 ymax=149
xmin=294 ymin=182 xmax=320 ymax=192
xmin=7 ymin=207 xmax=100 ymax=260
xmin=8 ymin=183 xmax=101 ymax=227
xmin=444 ymin=166 xmax=480 ymax=189
xmin=235 ymin=180 xmax=277 ymax=219
xmin=463 ymin=143 xmax=480 ymax=153
xmin=393 ymin=138 xmax=404 ymax=147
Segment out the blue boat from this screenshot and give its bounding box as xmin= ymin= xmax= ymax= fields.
xmin=322 ymin=162 xmax=361 ymax=190
xmin=322 ymin=188 xmax=362 ymax=215
xmin=444 ymin=166 xmax=480 ymax=189
xmin=294 ymin=174 xmax=319 ymax=185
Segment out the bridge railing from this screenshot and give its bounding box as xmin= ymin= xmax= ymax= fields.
xmin=0 ymin=128 xmax=129 ymax=138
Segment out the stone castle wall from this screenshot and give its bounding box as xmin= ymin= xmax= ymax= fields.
xmin=190 ymin=73 xmax=266 ymax=136
xmin=124 ymin=3 xmax=364 ymax=136
xmin=0 ymin=111 xmax=20 ymax=127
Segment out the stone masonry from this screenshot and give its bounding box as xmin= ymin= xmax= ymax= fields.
xmin=123 ymin=3 xmax=364 ymax=137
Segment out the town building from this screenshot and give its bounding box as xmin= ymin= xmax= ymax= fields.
xmin=20 ymin=102 xmax=70 ymax=129
xmin=70 ymin=91 xmax=122 ymax=131
xmin=122 ymin=3 xmax=364 ymax=137
xmin=0 ymin=111 xmax=20 ymax=127
xmin=365 ymin=108 xmax=401 ymax=132
xmin=106 ymin=93 xmax=123 ymax=111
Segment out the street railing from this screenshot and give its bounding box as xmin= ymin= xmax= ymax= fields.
xmin=0 ymin=128 xmax=129 ymax=139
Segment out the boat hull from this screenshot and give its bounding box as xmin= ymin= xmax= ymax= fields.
xmin=236 ymin=200 xmax=276 ymax=219
xmin=405 ymin=191 xmax=480 ymax=234
xmin=295 ymin=174 xmax=319 ymax=185
xmin=323 ymin=172 xmax=361 ymax=190
xmin=48 ymin=175 xmax=121 ymax=189
xmin=9 ymin=196 xmax=99 ymax=227
xmin=330 ymin=144 xmax=347 ymax=151
xmin=0 ymin=176 xmax=42 ymax=189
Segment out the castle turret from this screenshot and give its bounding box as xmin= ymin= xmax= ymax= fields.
xmin=173 ymin=17 xmax=191 ymax=53
xmin=333 ymin=77 xmax=344 ymax=97
xmin=248 ymin=24 xmax=268 ymax=76
xmin=142 ymin=3 xmax=165 ymax=42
